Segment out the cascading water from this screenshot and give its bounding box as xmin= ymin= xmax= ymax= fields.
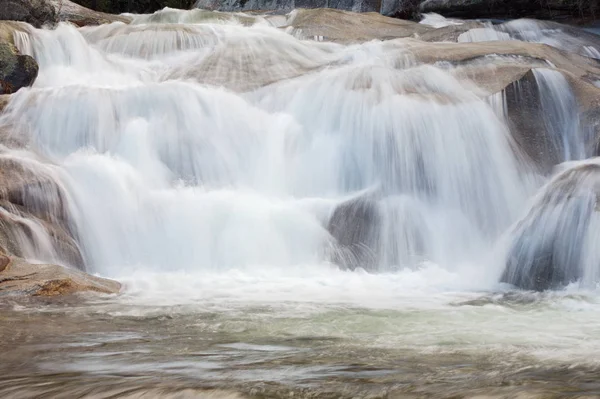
xmin=531 ymin=68 xmax=585 ymax=162
xmin=0 ymin=12 xmax=542 ymax=286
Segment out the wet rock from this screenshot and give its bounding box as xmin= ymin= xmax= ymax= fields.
xmin=584 ymin=107 xmax=600 ymax=156
xmin=502 ymin=70 xmax=563 ymax=172
xmin=0 ymin=0 xmax=130 ymax=27
xmin=0 ymin=157 xmax=85 ymax=269
xmin=0 ymin=256 xmax=120 ymax=296
xmin=327 ymin=194 xmax=381 ymax=271
xmin=501 ymin=161 xmax=600 ymax=291
xmin=495 ymin=69 xmax=600 ymax=173
xmin=0 ymin=42 xmax=38 ymax=94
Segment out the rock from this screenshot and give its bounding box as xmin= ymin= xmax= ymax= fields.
xmin=0 ymin=42 xmax=38 ymax=94
xmin=192 ymin=0 xmax=597 ymax=19
xmin=415 ymin=20 xmax=484 ymax=42
xmin=327 ymin=194 xmax=381 ymax=271
xmin=194 ymin=0 xmax=372 ymax=13
xmin=0 ymin=156 xmax=85 ymax=269
xmin=0 ymin=256 xmax=120 ymax=296
xmin=584 ymin=107 xmax=600 ymax=156
xmin=72 ymin=0 xmax=194 ymax=15
xmin=398 ymin=39 xmax=600 ymax=80
xmin=52 ymin=0 xmax=131 ymax=26
xmin=501 ymin=70 xmax=568 ymax=172
xmin=0 ymin=95 xmax=9 ymax=113
xmin=420 ymin=0 xmax=598 ymax=22
xmin=501 ymin=160 xmax=600 ymax=291
xmin=0 ymin=21 xmax=30 ymax=48
xmin=0 ymin=0 xmax=130 ymax=27
xmin=448 ymin=19 xmax=600 ymax=62
xmin=0 ymin=0 xmax=58 ymax=28
xmin=282 ymin=8 xmax=430 ymax=42
xmin=490 ymin=68 xmax=600 ymax=173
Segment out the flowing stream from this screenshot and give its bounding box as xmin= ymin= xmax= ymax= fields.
xmin=1 ymin=9 xmax=600 ymax=398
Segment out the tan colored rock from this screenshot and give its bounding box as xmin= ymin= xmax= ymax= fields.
xmin=0 ymin=94 xmax=9 ymax=113
xmin=396 ymin=38 xmax=600 ymax=80
xmin=282 ymin=8 xmax=431 ymax=43
xmin=415 ymin=21 xmax=485 ymax=42
xmin=0 ymin=256 xmax=120 ymax=296
xmin=0 ymin=21 xmax=29 ymax=45
xmin=0 ymin=156 xmax=85 ymax=268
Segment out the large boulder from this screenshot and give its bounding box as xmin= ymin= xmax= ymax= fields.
xmin=281 ymin=8 xmax=430 ymax=42
xmin=501 ymin=160 xmax=600 ymax=291
xmin=52 ymin=0 xmax=131 ymax=26
xmin=0 ymin=42 xmax=37 ymax=94
xmin=0 ymin=0 xmax=130 ymax=27
xmin=0 ymin=255 xmax=120 ymax=296
xmin=0 ymin=0 xmax=58 ymax=28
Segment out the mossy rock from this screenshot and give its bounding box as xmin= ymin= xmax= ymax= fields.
xmin=0 ymin=42 xmax=38 ymax=94
xmin=0 ymin=0 xmax=58 ymax=28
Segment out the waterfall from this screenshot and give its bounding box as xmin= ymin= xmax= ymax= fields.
xmin=531 ymin=68 xmax=585 ymax=162
xmin=1 ymin=9 xmax=596 ymax=291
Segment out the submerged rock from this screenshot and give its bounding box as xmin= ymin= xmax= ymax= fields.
xmin=501 ymin=160 xmax=600 ymax=291
xmin=0 ymin=42 xmax=38 ymax=94
xmin=0 ymin=255 xmax=120 ymax=296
